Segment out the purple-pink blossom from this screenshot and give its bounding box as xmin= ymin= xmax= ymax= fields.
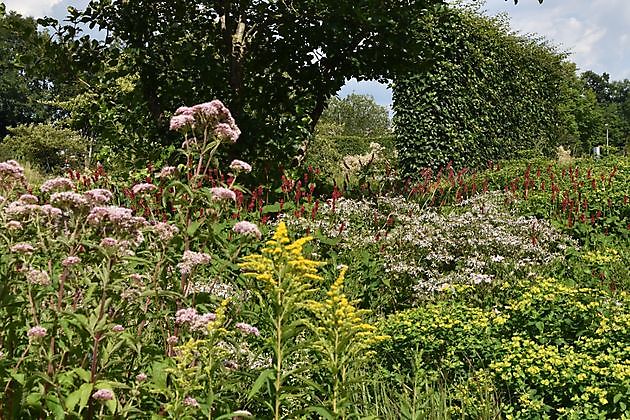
xmin=92 ymin=389 xmax=114 ymax=401
xmin=136 ymin=373 xmax=147 ymax=382
xmin=27 ymin=326 xmax=47 ymax=339
xmin=62 ymin=256 xmax=81 ymax=267
xmin=41 ymin=177 xmax=75 ymax=193
xmin=100 ymin=237 xmax=118 ymax=248
xmin=132 ymin=183 xmax=156 ymax=195
xmin=177 ymin=250 xmax=212 ymax=275
xmin=50 ymin=191 xmax=88 ymax=209
xmin=214 ymin=123 xmax=240 ymax=143
xmin=18 ymin=194 xmax=38 ymax=204
xmin=167 ymin=335 xmax=179 ymax=345
xmin=235 ymin=322 xmax=260 ymax=337
xmin=6 ymin=220 xmax=22 ymax=230
xmin=84 ymin=189 xmax=113 ymax=205
xmin=169 ymin=114 xmax=195 ymax=131
xmin=233 ymin=221 xmax=262 ymax=239
xmin=183 ymin=396 xmax=199 ymax=407
xmin=26 ymin=269 xmax=50 ymax=286
xmin=229 ymin=159 xmax=252 ymax=173
xmin=210 ymin=187 xmax=236 ymax=201
xmin=175 ymin=308 xmax=198 ymax=325
xmin=11 ymin=243 xmax=34 ymax=254
xmin=152 ymin=222 xmax=179 ymax=241
xmin=112 ymin=325 xmax=125 ymax=333
xmin=0 ymin=160 xmax=25 ymax=183
xmin=158 ymin=166 xmax=177 ymax=178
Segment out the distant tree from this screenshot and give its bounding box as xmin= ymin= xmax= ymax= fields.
xmin=0 ymin=4 xmax=56 ymax=137
xmin=318 ymin=94 xmax=390 ymax=137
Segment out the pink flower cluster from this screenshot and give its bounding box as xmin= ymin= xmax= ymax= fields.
xmin=84 ymin=189 xmax=113 ymax=205
xmin=6 ymin=220 xmax=22 ymax=230
xmin=92 ymin=389 xmax=114 ymax=401
xmin=62 ymin=256 xmax=81 ymax=267
xmin=18 ymin=194 xmax=38 ymax=204
xmin=152 ymin=222 xmax=179 ymax=241
xmin=132 ymin=183 xmax=157 ymax=195
xmin=112 ymin=325 xmax=125 ymax=332
xmin=0 ymin=160 xmax=25 ymax=183
xmin=210 ymin=187 xmax=236 ymax=201
xmin=229 ymin=159 xmax=252 ymax=174
xmin=235 ymin=322 xmax=260 ymax=336
xmin=40 ymin=177 xmax=75 ymax=193
xmin=170 ymin=100 xmax=241 ymax=143
xmin=158 ymin=166 xmax=177 ymax=178
xmin=177 ymin=250 xmax=212 ymax=275
xmin=87 ymin=206 xmax=147 ymax=230
xmin=5 ymin=202 xmax=63 ymax=220
xmin=26 ymin=269 xmax=50 ymax=286
xmin=50 ymin=192 xmax=88 ymax=209
xmin=175 ymin=308 xmax=217 ymax=333
xmin=233 ymin=221 xmax=262 ymax=239
xmin=11 ymin=243 xmax=34 ymax=254
xmin=27 ymin=325 xmax=47 ymax=339
xmin=183 ymin=396 xmax=199 ymax=407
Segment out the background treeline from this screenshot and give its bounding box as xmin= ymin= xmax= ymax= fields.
xmin=394 ymin=6 xmax=630 ymax=176
xmin=1 ymin=1 xmax=629 ymax=178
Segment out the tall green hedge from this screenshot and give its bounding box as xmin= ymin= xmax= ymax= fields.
xmin=393 ymin=8 xmax=568 ymax=175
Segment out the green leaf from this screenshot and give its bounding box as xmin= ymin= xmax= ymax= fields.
xmin=306 ymin=406 xmax=335 ymax=420
xmin=248 ymin=368 xmax=274 ymax=399
xmin=45 ymin=394 xmax=65 ymax=419
xmin=78 ymin=382 xmax=94 ymax=411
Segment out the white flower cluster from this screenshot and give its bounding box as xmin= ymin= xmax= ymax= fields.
xmin=287 ymin=192 xmax=577 ymax=296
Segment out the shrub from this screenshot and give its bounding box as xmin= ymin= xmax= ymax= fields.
xmin=0 ymin=124 xmax=87 ymax=173
xmin=378 ymin=277 xmax=630 ymax=418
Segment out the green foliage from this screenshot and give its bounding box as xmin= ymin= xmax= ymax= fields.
xmin=393 ymin=7 xmax=570 ymax=173
xmin=318 ymin=94 xmax=391 ymax=137
xmin=0 ymin=9 xmax=58 ymax=137
xmin=48 ymin=0 xmax=444 ymax=171
xmin=378 ymin=277 xmax=630 ymax=418
xmin=0 ymin=124 xmax=87 ymax=172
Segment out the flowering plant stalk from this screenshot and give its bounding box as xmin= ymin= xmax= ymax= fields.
xmin=239 ymin=222 xmax=324 ymax=420
xmin=306 ymin=266 xmax=389 ymax=418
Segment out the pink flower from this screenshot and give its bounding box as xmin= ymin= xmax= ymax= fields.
xmin=214 ymin=123 xmax=240 ymax=143
xmin=18 ymin=194 xmax=38 ymax=204
xmin=235 ymin=322 xmax=260 ymax=337
xmin=112 ymin=324 xmax=125 ymax=333
xmin=152 ymin=222 xmax=179 ymax=241
xmin=41 ymin=177 xmax=74 ymax=193
xmin=40 ymin=204 xmax=63 ymax=218
xmin=175 ymin=308 xmax=198 ymax=325
xmin=11 ymin=243 xmax=34 ymax=254
xmin=177 ymin=250 xmax=212 ymax=275
xmin=158 ymin=166 xmax=177 ymax=178
xmin=50 ymin=191 xmax=88 ymax=208
xmin=136 ymin=373 xmax=147 ymax=382
xmin=27 ymin=326 xmax=47 ymax=339
xmin=132 ymin=183 xmax=156 ymax=195
xmin=174 ymin=106 xmax=195 ymax=116
xmin=100 ymin=237 xmax=118 ymax=248
xmin=169 ymin=114 xmax=195 ymax=131
xmin=62 ymin=256 xmax=81 ymax=267
xmin=167 ymin=335 xmax=179 ymax=345
xmin=92 ymin=389 xmax=114 ymax=401
xmin=6 ymin=220 xmax=22 ymax=230
xmin=229 ymin=159 xmax=252 ymax=173
xmin=26 ymin=269 xmax=50 ymax=286
xmin=191 ymin=312 xmax=217 ymax=332
xmin=210 ymin=187 xmax=236 ymax=201
xmin=183 ymin=396 xmax=199 ymax=407
xmin=233 ymin=221 xmax=262 ymax=239
xmin=83 ymin=189 xmax=113 ymax=205
xmin=0 ymin=160 xmax=25 ymax=182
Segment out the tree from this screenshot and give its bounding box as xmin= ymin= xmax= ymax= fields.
xmin=318 ymin=94 xmax=390 ymax=137
xmin=0 ymin=3 xmax=56 ymax=137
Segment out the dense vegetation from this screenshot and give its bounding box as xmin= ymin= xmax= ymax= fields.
xmin=1 ymin=0 xmax=629 ymax=418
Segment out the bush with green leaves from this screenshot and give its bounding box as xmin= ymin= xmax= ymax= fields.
xmin=378 ymin=277 xmax=630 ymax=418
xmin=0 ymin=124 xmax=87 ymax=172
xmin=393 ymin=6 xmax=580 ymax=173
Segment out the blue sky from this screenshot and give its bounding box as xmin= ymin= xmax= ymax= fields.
xmin=4 ymin=0 xmax=629 ymax=110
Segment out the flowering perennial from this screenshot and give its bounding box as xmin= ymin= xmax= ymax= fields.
xmin=233 ymin=221 xmax=262 ymax=239
xmin=177 ymin=250 xmax=212 ymax=275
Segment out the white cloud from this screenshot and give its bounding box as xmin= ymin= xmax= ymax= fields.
xmin=4 ymin=0 xmax=64 ymax=17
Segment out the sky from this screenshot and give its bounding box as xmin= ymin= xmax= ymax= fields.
xmin=4 ymin=0 xmax=629 ymax=110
